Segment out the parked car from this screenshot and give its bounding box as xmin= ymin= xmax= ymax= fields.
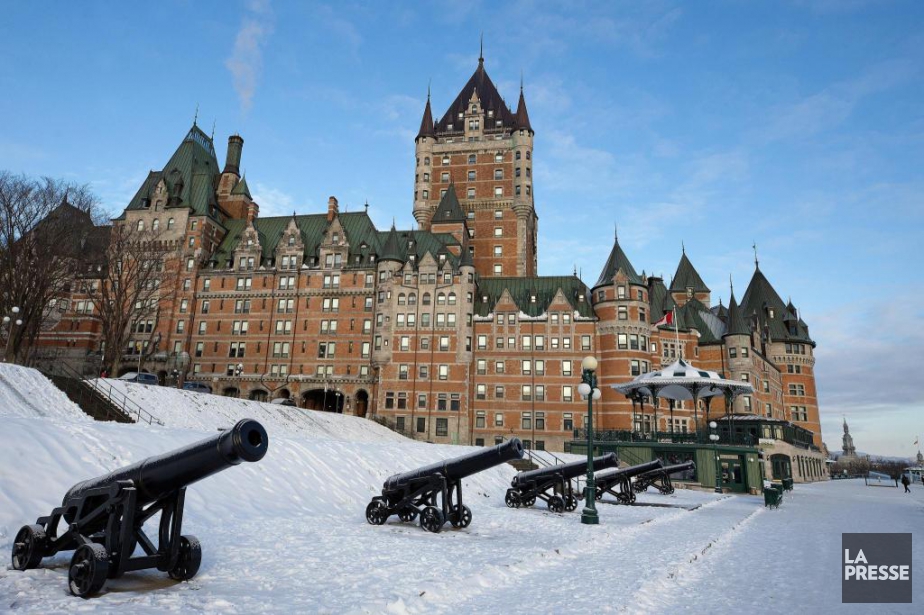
xmin=118 ymin=372 xmax=159 ymax=386
xmin=270 ymin=398 xmax=297 ymax=407
xmin=182 ymin=382 xmax=213 ymax=394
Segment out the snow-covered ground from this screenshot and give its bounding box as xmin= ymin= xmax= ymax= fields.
xmin=1 ymin=366 xmax=922 ymax=613
xmin=94 ymin=377 xmax=405 ymax=443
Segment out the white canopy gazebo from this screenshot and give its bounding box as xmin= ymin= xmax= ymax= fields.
xmin=611 ymin=358 xmax=754 ymax=440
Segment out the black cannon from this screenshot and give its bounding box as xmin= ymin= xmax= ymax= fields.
xmin=594 ymin=459 xmax=663 ymax=505
xmin=505 ymin=453 xmax=619 ymax=513
xmin=365 ymin=438 xmax=524 ymax=533
xmin=633 ymin=461 xmax=696 ymax=495
xmin=10 ymin=419 xmax=268 ymax=597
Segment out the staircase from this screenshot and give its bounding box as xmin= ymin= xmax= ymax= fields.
xmin=42 ymin=364 xmax=162 ymax=425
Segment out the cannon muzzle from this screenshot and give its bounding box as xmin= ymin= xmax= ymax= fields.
xmin=64 ymin=419 xmax=268 ymax=507
xmin=511 ymin=452 xmax=618 ymax=487
xmin=661 ymin=461 xmax=696 ymax=475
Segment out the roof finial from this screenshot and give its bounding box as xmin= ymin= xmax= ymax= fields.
xmin=210 ymin=119 xmax=216 ymax=141
xmin=427 ymin=78 xmax=431 ymax=100
xmin=729 ymin=273 xmax=734 ymax=295
xmin=614 ymin=222 xmax=618 ymax=242
xmin=682 ymin=240 xmax=685 ymax=255
xmin=753 ymin=241 xmax=759 ymax=269
xmin=479 ymin=32 xmax=484 ymax=64
xmin=193 ymin=103 xmax=199 ymax=126
xmin=520 ymin=69 xmax=524 ymax=93
xmin=573 ymin=264 xmax=578 ymax=277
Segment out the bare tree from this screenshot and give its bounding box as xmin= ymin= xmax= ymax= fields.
xmin=0 ymin=171 xmax=104 ymax=362
xmin=85 ymin=222 xmax=177 ymax=376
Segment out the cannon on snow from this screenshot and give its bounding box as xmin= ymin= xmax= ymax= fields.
xmin=366 ymin=438 xmax=524 ymax=533
xmin=593 ymin=459 xmax=663 ymax=505
xmin=10 ymin=419 xmax=268 ymax=597
xmin=505 ymin=453 xmax=619 ymax=513
xmin=633 ymin=461 xmax=695 ymax=495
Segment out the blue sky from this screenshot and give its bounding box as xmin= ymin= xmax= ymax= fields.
xmin=1 ymin=1 xmax=922 ymax=457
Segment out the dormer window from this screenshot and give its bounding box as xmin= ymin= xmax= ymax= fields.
xmin=530 ymin=295 xmax=536 ymax=303
xmin=247 ymin=238 xmax=253 ymax=247
xmin=686 ymin=287 xmax=693 ymax=298
xmin=141 ymin=198 xmax=151 ymax=209
xmin=439 ymin=254 xmax=446 ymax=264
xmin=487 ymin=110 xmax=494 ymax=118
xmin=332 ymin=232 xmax=340 ymax=244
xmin=483 ymin=295 xmax=488 ymax=303
xmin=471 ymin=104 xmax=477 ymax=113
xmin=579 ymin=294 xmax=585 ymax=302
xmin=447 ymin=124 xmax=454 ymax=131
xmin=442 ymin=156 xmax=450 ymax=165
xmin=768 ymin=308 xmax=775 ymax=319
xmin=288 ymin=235 xmax=295 ymax=246
xmin=495 ymin=119 xmax=503 ymax=127
xmin=457 ymin=112 xmax=463 ymax=120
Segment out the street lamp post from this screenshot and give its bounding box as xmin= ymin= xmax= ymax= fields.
xmin=579 ymin=355 xmax=602 ymax=525
xmin=3 ymin=306 xmax=23 ymax=363
xmin=235 ymin=363 xmax=244 ymax=398
xmin=709 ymin=420 xmax=723 ymax=494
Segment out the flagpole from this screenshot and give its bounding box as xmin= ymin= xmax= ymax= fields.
xmin=674 ymin=307 xmax=680 ymax=359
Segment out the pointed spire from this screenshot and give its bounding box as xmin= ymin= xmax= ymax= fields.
xmin=753 ymin=241 xmax=759 ymax=269
xmin=231 ymin=174 xmax=252 ymax=198
xmin=479 ymin=32 xmax=484 ymax=64
xmin=431 ymin=183 xmax=466 ymax=223
xmin=380 ymin=223 xmax=403 ymax=263
xmin=210 ymin=119 xmax=216 ymax=141
xmin=515 ymin=78 xmax=533 ymax=133
xmin=417 ymin=89 xmax=435 ymax=140
xmin=595 ymin=227 xmax=642 ymax=287
xmin=193 ymin=103 xmax=199 ymax=126
xmin=724 ymin=283 xmax=749 ymax=337
xmin=670 ymin=250 xmax=710 ymax=293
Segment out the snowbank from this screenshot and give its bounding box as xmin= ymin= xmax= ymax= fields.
xmin=0 ymin=363 xmax=89 ymax=421
xmin=95 ymin=378 xmax=406 ymax=443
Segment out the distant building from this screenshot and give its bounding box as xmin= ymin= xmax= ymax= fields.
xmin=842 ymin=418 xmax=857 ymax=458
xmin=33 ymin=53 xmax=824 ymax=472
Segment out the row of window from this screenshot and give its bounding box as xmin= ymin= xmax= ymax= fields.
xmin=475 ymin=411 xmax=567 ymax=431
xmin=476 ymin=334 xmax=593 ymax=352
xmin=385 ymin=392 xmax=462 ymax=412
xmin=200 ymin=362 xmax=372 ymax=378
xmin=476 ymin=358 xmax=574 ymax=377
xmin=416 ymin=151 xmax=532 ymax=167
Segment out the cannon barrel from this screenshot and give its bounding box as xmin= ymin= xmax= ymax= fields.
xmin=384 ymin=438 xmax=523 ymax=489
xmin=63 ymin=419 xmax=268 ymax=507
xmin=595 ymin=459 xmax=663 ymax=482
xmin=660 ymin=461 xmax=695 ymax=475
xmin=636 ymin=460 xmax=695 ymax=481
xmin=511 ymin=452 xmax=618 ymax=487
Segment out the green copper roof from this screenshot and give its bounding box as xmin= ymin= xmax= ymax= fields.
xmin=594 ymin=234 xmax=642 ymax=288
xmin=213 ymin=211 xmax=381 ymax=266
xmin=741 ymin=267 xmax=814 ymax=346
xmin=124 ymin=124 xmax=221 ymax=219
xmin=670 ymin=251 xmax=710 ymax=293
xmin=475 ymin=276 xmax=593 ymax=318
xmin=648 ymin=277 xmax=676 ymax=321
xmin=231 ymin=176 xmax=252 ymax=198
xmin=431 ymin=184 xmax=466 ymax=223
xmin=374 ymin=229 xmax=461 ymax=268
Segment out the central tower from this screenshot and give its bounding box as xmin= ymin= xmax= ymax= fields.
xmin=413 ymin=54 xmax=537 ymax=278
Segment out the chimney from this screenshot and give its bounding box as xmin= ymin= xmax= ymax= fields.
xmin=327 ymin=196 xmax=339 ymax=222
xmin=224 ymin=135 xmax=244 ymax=175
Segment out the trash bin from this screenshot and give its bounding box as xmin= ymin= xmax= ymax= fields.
xmin=763 ymin=485 xmax=783 ymax=509
xmin=782 ymin=477 xmax=794 ymax=492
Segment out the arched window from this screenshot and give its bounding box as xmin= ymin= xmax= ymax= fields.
xmin=167 ymin=218 xmax=175 ymax=230
xmin=448 ymin=292 xmax=457 ymax=305
xmin=437 ymin=292 xmax=446 ymax=305
xmin=398 ymin=293 xmax=406 ymax=305
xmin=408 ymin=293 xmax=417 ymax=305
xmin=152 ymin=219 xmax=160 ymax=231
xmin=136 ymin=220 xmax=145 ymax=232
xmin=422 ymin=292 xmax=431 ymax=306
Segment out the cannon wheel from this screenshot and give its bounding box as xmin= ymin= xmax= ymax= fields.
xmin=523 ymin=496 xmax=537 ymax=507
xmin=420 ymin=506 xmax=444 ymax=533
xmin=168 ymin=535 xmax=202 ymax=581
xmin=365 ymin=500 xmax=388 ymax=525
xmin=68 ymin=544 xmax=109 ymax=598
xmin=11 ymin=524 xmax=46 ymax=571
xmin=594 ymin=491 xmax=603 ymax=501
xmin=398 ymin=506 xmax=418 ymax=523
xmin=449 ymin=505 xmax=472 ymax=529
xmin=547 ymin=496 xmax=565 ymax=513
xmin=504 ymin=490 xmax=521 ymax=509
xmin=634 ymin=483 xmax=647 ymax=494
xmin=564 ymin=495 xmax=578 ymax=512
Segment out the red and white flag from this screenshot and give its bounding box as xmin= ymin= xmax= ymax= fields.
xmin=653 ymin=311 xmax=673 ymax=327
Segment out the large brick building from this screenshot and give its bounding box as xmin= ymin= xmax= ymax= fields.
xmin=35 ymin=56 xmax=823 ymax=460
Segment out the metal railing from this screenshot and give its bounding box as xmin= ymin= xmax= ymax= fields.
xmin=574 ymin=428 xmax=764 ymax=447
xmin=48 ymin=362 xmax=163 ymax=426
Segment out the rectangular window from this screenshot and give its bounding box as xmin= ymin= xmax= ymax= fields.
xmin=618 ymin=333 xmax=628 ymax=350
xmin=476 ymin=384 xmax=486 ymax=400
xmin=521 ymin=412 xmax=532 ymax=429
xmin=495 ymin=386 xmax=504 ymax=399
xmin=476 ymin=411 xmax=486 ymax=428
xmin=439 ymin=365 xmax=449 ymax=380
xmin=563 ymin=386 xmax=573 ymax=402
xmin=495 ymin=361 xmax=505 ymax=374
xmin=522 ymin=385 xmax=532 ymax=401
xmin=494 ymin=413 xmax=504 ymax=427
xmin=416 ymin=417 xmax=426 ymax=433
xmin=581 ymin=335 xmax=592 ymax=351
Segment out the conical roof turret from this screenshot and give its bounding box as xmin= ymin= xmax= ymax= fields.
xmin=416 ymin=93 xmax=435 ymax=140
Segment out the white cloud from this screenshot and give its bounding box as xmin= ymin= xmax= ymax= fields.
xmin=226 ymin=1 xmax=275 ymax=114
xmin=251 ymin=182 xmax=309 ymax=218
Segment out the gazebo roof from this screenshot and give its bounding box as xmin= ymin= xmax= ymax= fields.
xmin=612 ymin=358 xmax=754 ymax=402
